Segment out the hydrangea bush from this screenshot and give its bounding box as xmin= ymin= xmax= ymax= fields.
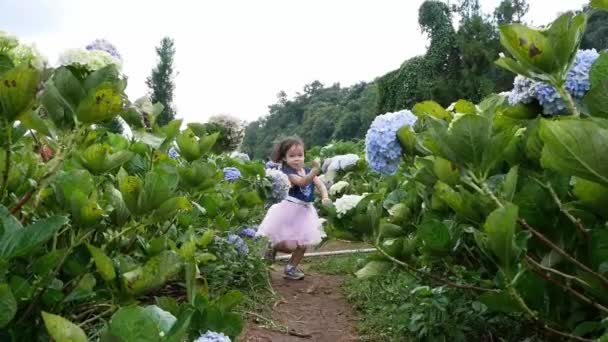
xmin=265 ymin=168 xmax=290 ymax=203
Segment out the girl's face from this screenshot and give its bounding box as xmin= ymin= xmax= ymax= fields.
xmin=284 ymin=144 xmax=305 ymax=170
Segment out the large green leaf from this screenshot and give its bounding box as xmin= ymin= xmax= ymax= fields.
xmin=122 ymin=251 xmax=182 ymax=295
xmin=199 ymin=132 xmax=220 ymax=155
xmin=483 ymin=203 xmax=519 ymax=273
xmin=434 ymin=181 xmax=483 ymax=223
xmin=572 ymin=177 xmax=608 ymax=217
xmin=0 ymin=65 xmax=41 ymax=122
xmin=79 ymin=144 xmax=134 ymax=174
xmin=0 ymin=54 xmax=14 ymax=76
xmin=152 ymin=196 xmax=192 ymax=222
xmin=84 ymin=65 xmax=121 ymax=92
xmin=42 ymin=311 xmax=88 ymax=342
xmin=0 ymin=284 xmax=17 ymax=328
xmin=165 ymin=307 xmax=194 ymax=342
xmin=53 ymin=67 xmax=85 ymax=109
xmin=106 ymin=306 xmax=161 ymax=342
xmin=412 ymin=101 xmax=451 ymax=120
xmin=176 ymin=129 xmax=201 ymax=162
xmin=499 ymin=23 xmax=554 ymax=75
xmin=87 ymin=244 xmax=116 ymax=281
xmin=590 ymin=51 xmax=608 ymax=89
xmin=417 ymin=218 xmax=451 ymax=253
xmin=104 ymin=183 xmax=131 ymax=226
xmin=584 ymin=78 xmax=608 ymax=118
xmin=0 ymin=216 xmax=68 ymax=260
xmin=19 ymin=109 xmax=52 ymax=137
xmin=592 ymin=0 xmax=608 ymax=10
xmin=539 ymin=118 xmax=608 ymax=186
xmin=479 ymin=291 xmax=522 ymax=314
xmin=140 ymin=169 xmax=179 ymax=212
xmin=76 ymin=84 xmax=123 ymax=124
xmin=355 ymin=261 xmax=392 ymax=279
xmin=118 ymin=172 xmax=143 ymax=215
xmin=590 ymin=229 xmax=608 ymax=272
xmin=64 ymin=273 xmax=96 ymax=302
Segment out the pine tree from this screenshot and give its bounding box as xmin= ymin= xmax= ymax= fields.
xmin=146 ymin=37 xmax=177 ymax=126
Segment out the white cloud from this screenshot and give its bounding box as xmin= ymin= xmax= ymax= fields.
xmin=2 ymin=0 xmax=588 ymax=125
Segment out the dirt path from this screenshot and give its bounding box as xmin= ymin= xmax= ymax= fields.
xmin=241 ymin=240 xmax=368 ymax=342
xmin=241 ymin=267 xmax=359 ymax=342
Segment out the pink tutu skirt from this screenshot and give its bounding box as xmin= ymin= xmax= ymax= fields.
xmin=256 ymin=198 xmax=326 ymax=247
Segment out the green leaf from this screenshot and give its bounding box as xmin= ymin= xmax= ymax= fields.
xmin=217 ymin=290 xmax=243 ymax=311
xmin=454 ymin=100 xmax=477 ymax=114
xmin=539 ymin=118 xmax=608 ymax=186
xmin=153 ymin=196 xmax=192 ymax=221
xmin=141 ymin=169 xmax=179 ymax=212
xmin=499 ymin=23 xmax=554 ymax=75
xmin=87 ymin=244 xmax=116 ymax=281
xmin=584 ymin=79 xmax=608 ymax=118
xmin=84 ymin=65 xmax=121 ymax=92
xmin=397 ymin=125 xmax=416 ymax=156
xmin=436 ymin=114 xmax=491 ymax=170
xmin=412 ymin=101 xmax=451 ymax=120
xmin=76 ymin=84 xmax=123 ymax=124
xmin=53 ymin=67 xmax=85 ymax=109
xmin=379 ymin=223 xmax=404 ymax=239
xmin=484 ymin=203 xmax=519 ymax=272
xmin=590 ymin=229 xmax=608 ymax=272
xmin=0 ymin=54 xmax=14 ymax=76
xmin=237 ymin=191 xmax=262 ymax=208
xmin=433 ymin=156 xmax=459 ymax=185
xmin=418 ymin=218 xmax=451 ymax=253
xmin=434 ymin=181 xmax=483 ymax=223
xmin=121 ymin=107 xmax=145 ymax=129
xmin=502 ymin=165 xmax=519 ymax=201
xmin=165 ymin=307 xmax=194 ymax=342
xmin=142 ymin=305 xmax=177 ymax=334
xmin=9 ymin=275 xmax=33 ymax=302
xmin=0 ymin=216 xmax=68 ymax=260
xmin=176 ymin=129 xmax=201 ymax=162
xmin=199 ymin=132 xmax=220 ymax=155
xmin=590 ymin=52 xmax=608 ymax=89
xmin=42 ymin=311 xmax=88 ymax=342
xmin=355 ymin=261 xmax=392 ymax=279
xmin=106 ymin=306 xmax=161 ymax=342
xmin=19 ymin=109 xmax=52 ymax=137
xmin=104 ymin=183 xmax=131 ymax=226
xmin=0 ymin=65 xmax=41 ymax=122
xmin=591 ymin=0 xmax=608 ymax=10
xmin=122 ymin=251 xmax=182 ymax=295
xmin=118 ymin=172 xmax=143 ymax=215
xmin=572 ymin=177 xmax=608 ymax=217
xmin=479 ymin=291 xmax=522 ymax=314
xmin=64 ymin=273 xmax=96 ymax=302
xmin=0 ymin=284 xmax=17 ymax=328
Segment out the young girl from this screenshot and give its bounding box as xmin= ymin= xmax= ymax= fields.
xmin=256 ymin=137 xmax=330 ymax=280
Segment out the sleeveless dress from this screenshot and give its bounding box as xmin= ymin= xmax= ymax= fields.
xmin=256 ymin=165 xmax=326 ymax=247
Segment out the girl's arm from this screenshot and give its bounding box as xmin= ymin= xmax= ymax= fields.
xmin=287 ymin=167 xmax=320 ymax=187
xmin=313 ymin=176 xmax=329 ymax=203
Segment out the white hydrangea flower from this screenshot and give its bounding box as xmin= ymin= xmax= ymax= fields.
xmin=230 ymin=151 xmax=250 ymax=161
xmin=208 ymin=114 xmax=245 ymax=151
xmin=322 ymin=154 xmax=360 ymax=182
xmin=329 ymin=181 xmax=349 ymax=196
xmin=58 ymin=48 xmax=122 ymax=71
xmin=334 ymin=194 xmax=365 ymax=218
xmin=8 ymin=43 xmax=47 ymax=70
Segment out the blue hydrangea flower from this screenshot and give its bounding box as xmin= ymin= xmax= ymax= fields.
xmin=227 ymin=234 xmax=249 ymax=254
xmin=223 ymin=167 xmax=241 ymax=182
xmin=265 ymin=169 xmax=290 ymax=204
xmin=193 ymin=331 xmax=231 ymax=342
xmin=265 ymin=160 xmax=280 ymax=169
xmin=85 ymin=38 xmax=122 ymax=61
xmin=507 ymin=49 xmax=599 ymax=115
xmin=168 ymin=147 xmax=179 ymax=159
xmin=240 ymin=227 xmax=257 ymax=239
xmin=508 ymin=75 xmax=535 ymax=105
xmin=365 ymin=109 xmax=418 ymax=175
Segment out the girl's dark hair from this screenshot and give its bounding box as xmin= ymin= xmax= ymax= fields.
xmin=270 ymin=136 xmax=304 ymax=162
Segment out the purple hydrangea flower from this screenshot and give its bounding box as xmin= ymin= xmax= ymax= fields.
xmin=365 ymin=109 xmax=417 ymax=175
xmin=168 ymin=147 xmax=179 ymax=159
xmin=240 ymin=227 xmax=257 ymax=239
xmin=265 ymin=160 xmax=280 ymax=169
xmin=194 ymin=331 xmax=231 ymax=342
xmin=85 ymin=38 xmax=122 ymax=61
xmin=223 ymin=167 xmax=241 ymax=182
xmin=227 ymin=234 xmax=249 ymax=254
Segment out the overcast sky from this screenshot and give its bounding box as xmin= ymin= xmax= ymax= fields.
xmin=2 ymin=0 xmax=587 ymax=124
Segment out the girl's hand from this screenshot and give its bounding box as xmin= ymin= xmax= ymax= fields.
xmin=312 ymin=158 xmax=321 ymax=170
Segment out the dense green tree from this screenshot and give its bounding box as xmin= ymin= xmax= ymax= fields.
xmin=494 ymin=0 xmax=528 ymax=24
xmin=581 ymin=7 xmax=608 ymax=51
xmin=146 ymin=37 xmax=177 ymax=126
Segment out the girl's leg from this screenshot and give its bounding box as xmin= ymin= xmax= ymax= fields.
xmin=288 ymin=245 xmax=306 ymax=267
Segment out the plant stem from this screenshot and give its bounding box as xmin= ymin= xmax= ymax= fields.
xmin=375 ymin=243 xmax=498 ymax=293
xmin=518 ymin=218 xmax=608 ymax=288
xmin=556 ymin=85 xmax=580 ymax=117
xmin=0 ymin=119 xmax=12 ymax=202
xmin=524 ymin=255 xmax=590 ymax=289
xmin=526 ymin=257 xmax=608 ymax=315
xmin=538 ymin=179 xmax=589 ymax=239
